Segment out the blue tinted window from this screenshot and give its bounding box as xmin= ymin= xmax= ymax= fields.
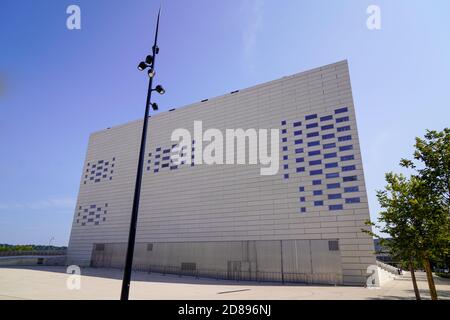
xmin=162 ymin=163 xmax=169 ymax=168
xmin=314 ymin=200 xmax=324 ymax=206
xmin=155 ymin=154 xmax=161 ymax=158
xmin=283 ymin=164 xmax=289 ymax=170
xmin=162 ymin=156 xmax=170 ymax=161
xmin=281 ymin=120 xmax=287 ymax=125
xmin=339 ymin=145 xmax=353 ymax=152
xmin=296 ymin=167 xmax=305 ymax=173
xmin=323 ymin=143 xmax=336 ymax=150
xmin=313 ymin=190 xmax=323 ymax=196
xmin=282 ymin=137 xmax=288 ymax=143
xmin=170 ymin=166 xmax=178 ymax=170
xmin=308 ymin=150 xmax=321 ymax=156
xmin=346 ymin=197 xmax=361 ymax=204
xmin=296 ymin=157 xmax=304 ymax=163
xmin=336 ymin=116 xmax=349 ymax=123
xmin=337 ymin=125 xmax=351 ymax=132
xmin=281 ymin=129 xmax=287 ymax=134
xmin=313 ymin=180 xmax=322 ymax=185
xmin=328 ymin=193 xmax=342 ymax=200
xmin=154 ymin=161 xmax=160 ymax=165
xmin=322 ymin=133 xmax=335 ymax=140
xmin=342 ymin=165 xmax=356 ymax=172
xmin=324 ymin=152 xmax=337 ymax=159
xmin=341 ymin=155 xmax=355 ymax=161
xmin=295 ymin=148 xmax=304 ymax=154
xmin=163 ymin=149 xmax=170 ymax=154
xmin=321 ymin=124 xmax=334 ymax=131
xmin=309 ymin=160 xmax=322 ymax=166
xmin=327 ymin=183 xmax=340 ymax=189
xmin=284 ymin=174 xmax=289 ymax=179
xmin=308 ymin=141 xmax=320 ymax=147
xmin=283 ymin=146 xmax=288 ymax=152
xmin=343 ymin=176 xmax=357 ymax=182
xmin=320 ymin=115 xmax=333 ymax=122
xmin=329 ymin=204 xmax=343 ymax=210
xmin=307 ymin=132 xmax=319 ymax=138
xmin=299 ymin=197 xmax=306 ymax=202
xmin=295 ymin=139 xmax=303 ymax=144
xmin=293 ymin=121 xmax=302 ymax=127
xmin=305 ymin=114 xmax=317 ymax=120
xmin=306 ymin=123 xmax=318 ymax=129
xmin=153 ymin=169 xmax=159 ymax=173
xmin=326 ymin=172 xmax=339 ymax=179
xmin=338 ymin=135 xmax=352 ymax=142
xmin=325 ymin=162 xmax=338 ymax=169
xmin=294 ymin=130 xmax=302 ymax=136
xmin=156 ymin=147 xmax=161 ymax=151
xmin=335 ymin=107 xmax=348 ymax=114
xmin=310 ymin=169 xmax=323 ymax=175
xmin=299 ymin=186 xmax=305 ymax=192
xmin=283 ymin=155 xmax=288 ymax=160
xmin=300 ymin=207 xmax=306 ymax=213
xmin=344 ymin=186 xmax=359 ymax=192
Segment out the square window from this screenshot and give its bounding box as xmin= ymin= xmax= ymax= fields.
xmin=309 ymin=160 xmax=322 ymax=166
xmin=283 ymin=155 xmax=288 ymax=161
xmin=345 ymin=197 xmax=361 ymax=204
xmin=328 ymin=240 xmax=340 ymax=251
xmin=342 ymin=165 xmax=356 ymax=172
xmin=283 ymin=146 xmax=288 ymax=152
xmin=322 ymin=133 xmax=335 ymax=140
xmin=339 ymin=145 xmax=353 ymax=152
xmin=338 ymin=135 xmax=352 ymax=142
xmin=321 ymin=124 xmax=334 ymax=131
xmin=325 ymin=162 xmax=338 ymax=169
xmin=306 ymin=123 xmax=318 ymax=129
xmin=300 ymin=197 xmax=306 ymax=202
xmin=337 ymin=125 xmax=351 ymax=132
xmin=281 ymin=129 xmax=287 ymax=134
xmin=299 ymin=186 xmax=305 ymax=192
xmin=300 ymin=207 xmax=306 ymax=213
xmin=320 ymin=115 xmax=333 ymax=121
xmin=282 ymin=137 xmax=288 ymax=143
xmin=344 ymin=186 xmax=359 ymax=192
xmin=284 ymin=174 xmax=289 ymax=179
xmin=336 ymin=116 xmax=349 ymax=123
xmin=283 ymin=164 xmax=289 ymax=170
xmin=281 ymin=120 xmax=287 ymax=126
xmin=335 ymin=107 xmax=348 ymax=114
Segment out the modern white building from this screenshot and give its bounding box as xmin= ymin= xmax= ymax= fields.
xmin=67 ymin=60 xmax=376 ymax=286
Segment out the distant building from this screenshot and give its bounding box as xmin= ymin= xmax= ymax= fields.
xmin=67 ymin=60 xmax=376 ymax=286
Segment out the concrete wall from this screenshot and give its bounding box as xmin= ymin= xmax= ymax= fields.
xmin=67 ymin=60 xmax=376 ymax=285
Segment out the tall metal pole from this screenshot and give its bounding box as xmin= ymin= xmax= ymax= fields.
xmin=120 ymin=9 xmax=161 ymax=301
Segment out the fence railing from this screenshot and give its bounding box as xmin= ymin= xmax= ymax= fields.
xmin=127 ymin=263 xmax=342 ymax=285
xmin=376 ymin=260 xmax=399 ymax=275
xmin=0 ymin=250 xmax=66 ymax=257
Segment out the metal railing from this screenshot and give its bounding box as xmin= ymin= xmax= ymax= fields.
xmin=128 ymin=263 xmax=341 ymax=285
xmin=376 ymin=260 xmax=399 ymax=275
xmin=0 ymin=250 xmax=66 ymax=257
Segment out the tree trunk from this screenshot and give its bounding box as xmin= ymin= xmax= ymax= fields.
xmin=423 ymin=257 xmax=438 ymax=300
xmin=409 ymin=258 xmax=421 ymax=300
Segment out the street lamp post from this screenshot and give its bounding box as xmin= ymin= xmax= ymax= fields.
xmin=120 ymin=8 xmax=165 ymax=301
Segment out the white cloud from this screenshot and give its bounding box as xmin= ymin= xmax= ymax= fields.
xmin=241 ymin=0 xmax=264 ymax=71
xmin=0 ymin=197 xmax=76 ymax=211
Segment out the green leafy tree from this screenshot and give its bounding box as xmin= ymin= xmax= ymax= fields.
xmin=400 ymin=129 xmax=450 ymax=299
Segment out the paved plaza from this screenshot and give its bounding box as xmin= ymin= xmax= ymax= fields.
xmin=0 ymin=266 xmax=449 ymax=300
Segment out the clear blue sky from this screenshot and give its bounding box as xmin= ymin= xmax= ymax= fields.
xmin=1 ymin=0 xmax=449 ymax=246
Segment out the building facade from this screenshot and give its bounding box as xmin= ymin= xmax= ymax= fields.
xmin=67 ymin=60 xmax=376 ymax=286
